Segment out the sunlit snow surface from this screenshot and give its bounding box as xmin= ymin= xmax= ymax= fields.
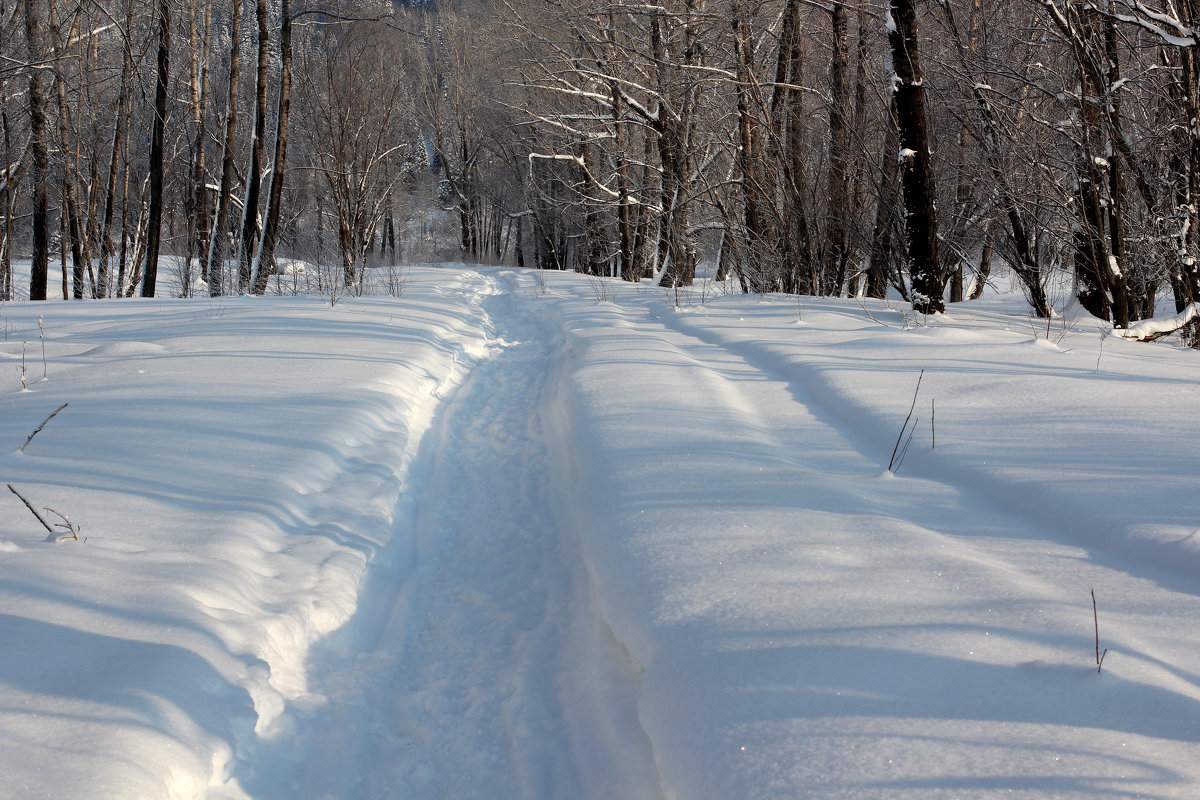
xmin=0 ymin=266 xmax=1198 ymax=799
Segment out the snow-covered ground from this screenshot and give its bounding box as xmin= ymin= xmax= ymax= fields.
xmin=1 ymin=265 xmax=1198 ymax=799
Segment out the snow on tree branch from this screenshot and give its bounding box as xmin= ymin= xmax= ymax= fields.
xmin=1114 ymin=303 xmax=1200 ymax=342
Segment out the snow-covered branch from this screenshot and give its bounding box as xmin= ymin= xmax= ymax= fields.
xmin=1115 ymin=303 xmax=1200 ymax=341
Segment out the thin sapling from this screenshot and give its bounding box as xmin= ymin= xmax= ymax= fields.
xmin=1092 ymin=588 xmax=1108 ymax=674
xmin=888 ymin=370 xmax=925 ymax=473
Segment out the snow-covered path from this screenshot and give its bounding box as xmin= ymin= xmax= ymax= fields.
xmin=241 ymin=272 xmax=662 ymax=799
xmin=4 ymin=265 xmax=1198 ymax=799
xmin=230 ymin=270 xmax=1200 ymax=798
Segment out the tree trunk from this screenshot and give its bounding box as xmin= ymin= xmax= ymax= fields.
xmin=1180 ymin=30 xmax=1200 ymax=320
xmin=890 ymin=0 xmax=944 ymax=314
xmin=252 ymin=0 xmax=292 ymax=295
xmin=1104 ymin=14 xmax=1133 ymax=325
xmin=654 ymin=6 xmax=699 ymax=289
xmin=968 ymin=225 xmax=993 ymax=301
xmin=867 ymin=97 xmax=900 ymax=299
xmin=206 ymin=0 xmax=243 ymax=297
xmin=97 ymin=0 xmax=135 ymax=299
xmin=0 ymin=105 xmax=15 ymax=301
xmin=116 ymin=120 xmax=133 ymax=295
xmin=1067 ymin=5 xmax=1131 ymax=326
xmin=515 ymin=215 xmax=525 ymax=269
xmin=771 ymin=0 xmax=815 ymax=294
xmin=47 ymin=1 xmax=86 ymax=299
xmin=142 ymin=0 xmax=171 ymax=298
xmin=949 ymin=0 xmax=983 ymax=305
xmin=608 ymin=44 xmax=636 ymax=282
xmin=25 ymin=0 xmax=50 ymax=301
xmin=187 ymin=0 xmax=213 ymax=287
xmin=240 ymin=0 xmax=270 ymax=292
xmin=581 ymin=141 xmax=606 ymax=275
xmin=732 ymin=0 xmax=766 ymax=289
xmin=825 ymin=5 xmax=851 ymax=297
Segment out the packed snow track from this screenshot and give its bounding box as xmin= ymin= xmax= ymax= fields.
xmin=240 ymin=271 xmax=665 ymax=800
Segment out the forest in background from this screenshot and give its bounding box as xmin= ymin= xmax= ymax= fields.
xmin=5 ymin=0 xmax=1200 ymax=336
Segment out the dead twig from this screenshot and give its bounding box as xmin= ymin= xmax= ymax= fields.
xmin=42 ymin=506 xmax=81 ymax=541
xmin=857 ymin=297 xmax=895 ymax=328
xmin=19 ymin=402 xmax=68 ymax=453
xmin=7 ymin=484 xmax=54 ymax=534
xmin=888 ymin=370 xmax=925 ymax=473
xmin=1092 ymin=588 xmax=1108 ymax=674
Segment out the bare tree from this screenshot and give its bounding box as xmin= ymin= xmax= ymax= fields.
xmin=298 ymin=20 xmax=410 ymax=288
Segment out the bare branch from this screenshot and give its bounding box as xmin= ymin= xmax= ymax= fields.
xmin=7 ymin=484 xmax=54 ymax=534
xmin=19 ymin=403 xmax=68 ymax=453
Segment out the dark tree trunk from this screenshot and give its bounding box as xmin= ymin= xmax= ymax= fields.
xmin=241 ymin=0 xmax=270 ymax=292
xmin=47 ymin=2 xmax=86 ymax=299
xmin=653 ymin=8 xmax=698 ymax=289
xmin=825 ymin=5 xmax=850 ymax=296
xmin=581 ymin=142 xmax=606 ymax=275
xmin=611 ymin=66 xmax=636 ymax=281
xmin=732 ymin=0 xmax=764 ymax=281
xmin=515 ymin=215 xmax=525 ymax=269
xmin=867 ymin=98 xmax=900 ymax=299
xmin=0 ymin=106 xmax=14 ymax=301
xmin=771 ymin=0 xmax=815 ymax=294
xmin=1104 ymin=15 xmax=1133 ymax=326
xmin=1182 ymin=32 xmax=1200 ymax=318
xmin=889 ymin=0 xmax=944 ymax=314
xmin=142 ymin=0 xmax=171 ymax=298
xmin=25 ymin=0 xmax=50 ymax=301
xmin=634 ymin=131 xmax=656 ymax=280
xmin=1069 ymin=7 xmax=1131 ymax=326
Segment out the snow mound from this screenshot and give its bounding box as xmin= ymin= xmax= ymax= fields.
xmin=80 ymin=341 xmax=171 ymax=357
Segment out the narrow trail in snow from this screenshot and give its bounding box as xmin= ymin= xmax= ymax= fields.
xmin=244 ymin=271 xmax=662 ymax=800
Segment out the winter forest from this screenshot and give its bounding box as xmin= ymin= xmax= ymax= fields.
xmin=6 ymin=0 xmax=1200 ymax=331
xmin=7 ymin=1 xmax=1200 ymax=797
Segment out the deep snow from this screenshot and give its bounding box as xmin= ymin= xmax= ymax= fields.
xmin=1 ymin=265 xmax=1198 ymax=799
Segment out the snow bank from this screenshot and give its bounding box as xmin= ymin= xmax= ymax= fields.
xmin=0 ymin=270 xmax=492 ymax=798
xmin=536 ymin=273 xmax=1200 ymax=799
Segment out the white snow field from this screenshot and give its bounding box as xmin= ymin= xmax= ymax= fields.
xmin=1 ymin=265 xmax=1198 ymax=799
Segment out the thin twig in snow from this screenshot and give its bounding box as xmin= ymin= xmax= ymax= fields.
xmin=7 ymin=484 xmax=54 ymax=534
xmin=1092 ymin=588 xmax=1108 ymax=674
xmin=20 ymin=402 xmax=68 ymax=453
xmin=888 ymin=370 xmax=924 ymax=472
